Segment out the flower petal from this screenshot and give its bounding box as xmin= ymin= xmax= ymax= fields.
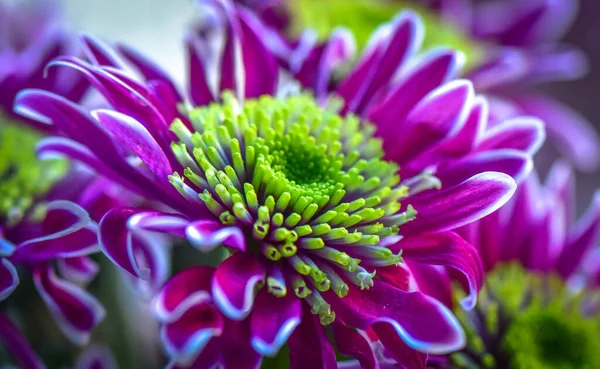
xmin=402 ymin=172 xmax=517 ymax=235
xmin=331 ymin=322 xmax=378 ymax=369
xmin=250 ymin=290 xmax=301 ymax=357
xmin=212 ymin=252 xmax=265 ymax=320
xmin=74 ymin=344 xmax=118 ymax=369
xmin=0 ymin=312 xmax=45 ymax=369
xmin=475 ymin=116 xmax=545 ymax=155
xmin=372 ymin=322 xmax=427 ymax=369
xmin=186 ymin=220 xmax=246 ymax=252
xmin=0 ymin=259 xmax=19 ymax=301
xmin=328 ymin=279 xmax=465 ymax=354
xmin=11 ymin=201 xmax=99 ymax=263
xmin=155 ymin=267 xmax=214 ymax=322
xmin=33 ymin=264 xmax=105 ymax=345
xmin=161 ymin=303 xmax=224 ymax=366
xmin=221 ymin=319 xmax=263 ymax=369
xmin=394 ymin=232 xmax=484 ymax=310
xmin=57 ymin=256 xmax=99 ymax=286
xmin=91 ymin=109 xmax=173 ymax=182
xmin=289 ymin=306 xmax=337 ymax=369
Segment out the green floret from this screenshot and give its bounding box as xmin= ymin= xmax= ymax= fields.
xmin=0 ymin=120 xmax=68 ymax=225
xmin=169 ymin=93 xmax=417 ymax=324
xmin=289 ymin=0 xmax=484 ymax=70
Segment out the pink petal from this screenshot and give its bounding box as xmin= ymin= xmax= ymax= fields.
xmin=289 ymin=306 xmax=337 ymax=369
xmin=155 ymin=267 xmax=214 ymax=322
xmin=0 ymin=312 xmax=45 ymax=369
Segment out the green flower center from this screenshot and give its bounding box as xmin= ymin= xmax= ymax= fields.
xmin=452 ymin=263 xmax=600 ymax=369
xmin=0 ymin=120 xmax=68 ymax=225
xmin=289 ymin=0 xmax=484 ymax=70
xmin=170 ymin=93 xmax=416 ymax=323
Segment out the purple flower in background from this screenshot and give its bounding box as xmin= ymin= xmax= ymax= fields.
xmin=242 ymin=0 xmax=599 ymax=171
xmin=14 ymin=0 xmax=546 ymax=367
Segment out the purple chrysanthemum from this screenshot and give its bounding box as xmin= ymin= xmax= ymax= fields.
xmin=14 ymin=1 xmax=545 ymax=367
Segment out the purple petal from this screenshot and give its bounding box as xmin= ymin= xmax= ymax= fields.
xmin=166 ymin=339 xmax=221 ymax=369
xmin=212 ymin=253 xmax=265 ymax=320
xmin=369 ymin=49 xmax=464 ymax=136
xmin=250 ymin=290 xmax=301 ymax=356
xmin=402 ymin=172 xmax=517 ymax=235
xmin=524 ymin=194 xmax=566 ymax=272
xmin=221 ymin=319 xmax=263 ymax=369
xmin=0 ymin=259 xmax=19 ymax=301
xmin=33 ymin=264 xmax=105 ymax=345
xmin=155 ymin=266 xmax=214 ymax=322
xmin=11 ymin=201 xmax=99 ymax=263
xmin=57 ymin=256 xmax=99 ymax=285
xmin=383 ymin=80 xmax=474 ymax=165
xmin=328 ymin=279 xmax=465 ymax=354
xmin=0 ymin=312 xmax=45 ymax=369
xmin=127 ymin=211 xmax=189 ymax=237
xmin=331 ymin=322 xmax=377 ymax=369
xmin=161 ymin=303 xmax=224 ymax=366
xmin=467 ymin=49 xmax=529 ymax=91
xmin=126 ymin=232 xmax=171 ymax=297
xmin=74 ymin=344 xmax=118 ymax=369
xmin=546 ymin=160 xmax=576 ymax=226
xmin=557 ymin=190 xmax=600 ymax=279
xmin=92 ymin=109 xmax=173 ymax=181
xmin=0 ymin=237 xmax=15 ymax=257
xmin=99 ymin=207 xmax=149 ymax=280
xmin=186 ymin=220 xmax=246 ymax=253
xmin=405 ymin=261 xmax=453 ymax=310
xmin=373 ymin=322 xmax=427 ymax=369
xmin=515 ymin=95 xmax=600 ymax=171
xmin=435 ymin=149 xmax=533 ymax=188
xmin=394 ymin=232 xmax=484 ymax=310
xmin=186 ymin=34 xmax=215 ymax=106
xmin=475 ymin=116 xmax=545 ymax=155
xmin=289 ymin=306 xmax=337 ymax=369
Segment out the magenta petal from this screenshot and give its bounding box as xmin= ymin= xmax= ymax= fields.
xmin=99 ymin=207 xmax=148 ymax=279
xmin=373 ymin=322 xmax=427 ymax=369
xmin=155 ymin=267 xmax=214 ymax=322
xmin=127 ymin=211 xmax=189 ymax=237
xmin=33 ymin=264 xmax=105 ymax=345
xmin=406 ymin=261 xmax=453 ymax=310
xmin=126 ymin=232 xmax=171 ymax=297
xmin=0 ymin=312 xmax=45 ymax=369
xmin=395 ymin=232 xmax=484 ymax=310
xmin=403 ymin=172 xmax=516 ymax=235
xmin=57 ymin=256 xmax=99 ymax=285
xmin=186 ymin=220 xmax=246 ymax=252
xmin=161 ymin=303 xmax=224 ymax=366
xmin=331 ymin=322 xmax=377 ymax=369
xmin=81 ymin=34 xmax=125 ymax=68
xmin=435 ymin=149 xmax=532 ymax=188
xmin=221 ymin=319 xmax=262 ymax=369
xmin=212 ymin=253 xmax=265 ymax=320
xmin=329 ymin=279 xmax=465 ymax=354
xmin=92 ymin=109 xmax=173 ymax=181
xmin=515 ymin=95 xmax=600 ymax=171
xmin=74 ymin=344 xmax=118 ymax=369
xmin=475 ymin=116 xmax=545 ymax=155
xmin=186 ymin=34 xmax=215 ymax=106
xmin=557 ymin=190 xmax=600 ymax=279
xmin=11 ymin=201 xmax=99 ymax=263
xmin=0 ymin=259 xmax=19 ymax=301
xmin=384 ymin=80 xmax=474 ymax=165
xmin=250 ymin=290 xmax=301 ymax=356
xmin=289 ymin=306 xmax=337 ymax=369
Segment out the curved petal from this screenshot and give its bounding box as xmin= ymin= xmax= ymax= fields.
xmin=331 ymin=322 xmax=378 ymax=369
xmin=402 ymin=172 xmax=517 ymax=235
xmin=475 ymin=116 xmax=545 ymax=155
xmin=57 ymin=256 xmax=99 ymax=286
xmin=396 ymin=232 xmax=484 ymax=310
xmin=155 ymin=267 xmax=214 ymax=322
xmin=11 ymin=201 xmax=98 ymax=263
xmin=0 ymin=259 xmax=19 ymax=301
xmin=212 ymin=252 xmax=265 ymax=320
xmin=161 ymin=303 xmax=224 ymax=366
xmin=0 ymin=312 xmax=45 ymax=369
xmin=328 ymin=279 xmax=465 ymax=354
xmin=126 ymin=231 xmax=171 ymax=297
xmin=127 ymin=211 xmax=189 ymax=237
xmin=91 ymin=109 xmax=173 ymax=181
xmin=372 ymin=322 xmax=427 ymax=369
xmin=33 ymin=264 xmax=105 ymax=345
xmin=289 ymin=306 xmax=337 ymax=369
xmin=221 ymin=319 xmax=262 ymax=369
xmin=250 ymin=290 xmax=301 ymax=357
xmin=186 ymin=220 xmax=246 ymax=252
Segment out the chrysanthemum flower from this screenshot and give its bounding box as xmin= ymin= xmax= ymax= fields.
xmin=240 ymin=0 xmax=599 ymax=171
xmin=436 ymin=161 xmax=600 ymax=368
xmin=15 ymin=1 xmax=543 ymax=367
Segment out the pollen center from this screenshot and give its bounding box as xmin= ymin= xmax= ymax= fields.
xmin=169 ymin=93 xmax=416 ymax=324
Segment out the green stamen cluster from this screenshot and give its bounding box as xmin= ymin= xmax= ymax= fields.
xmin=0 ymin=120 xmax=68 ymax=225
xmin=452 ymin=263 xmax=600 ymax=369
xmin=169 ymin=93 xmax=415 ymax=324
xmin=289 ymin=0 xmax=484 ymax=70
